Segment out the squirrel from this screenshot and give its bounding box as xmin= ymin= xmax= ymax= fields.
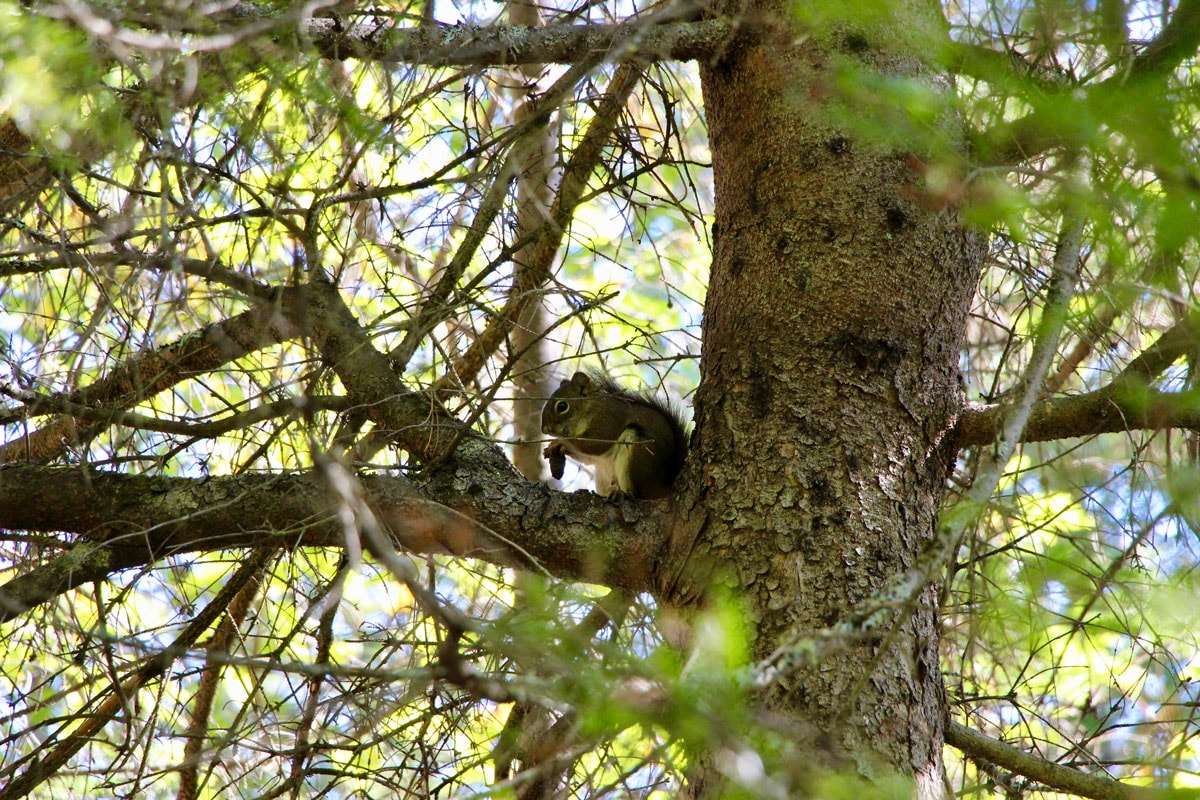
xmin=541 ymin=371 xmax=688 ymax=500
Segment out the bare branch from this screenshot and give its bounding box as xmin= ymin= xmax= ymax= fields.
xmin=0 ymin=297 xmax=300 ymax=465
xmin=177 ymin=558 xmax=268 ymax=800
xmin=0 ymin=549 xmax=274 ymax=800
xmin=0 ymin=252 xmax=274 ymax=299
xmin=1112 ymin=311 xmax=1200 ymax=385
xmin=964 ymin=0 xmax=1200 ymax=166
xmin=0 ymin=386 xmax=348 ymax=439
xmin=945 ymin=721 xmax=1195 ymax=800
xmin=390 ymin=54 xmax=604 ymax=372
xmin=956 ymin=388 xmax=1200 ymax=447
xmin=443 ymin=61 xmax=643 ymax=387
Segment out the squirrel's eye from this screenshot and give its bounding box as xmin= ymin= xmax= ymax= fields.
xmin=555 ymin=400 xmax=569 ymax=414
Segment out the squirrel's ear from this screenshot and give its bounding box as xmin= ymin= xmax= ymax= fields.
xmin=570 ymin=372 xmax=593 ymax=389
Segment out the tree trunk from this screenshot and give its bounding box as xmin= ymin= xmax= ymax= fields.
xmin=661 ymin=3 xmax=985 ymax=794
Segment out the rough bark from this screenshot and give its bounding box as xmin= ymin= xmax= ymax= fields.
xmin=658 ymin=2 xmax=985 ymax=794
xmin=308 ymin=18 xmax=730 ymax=66
xmin=0 ymin=465 xmax=670 ymax=623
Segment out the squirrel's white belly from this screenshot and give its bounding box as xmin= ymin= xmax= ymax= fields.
xmin=570 ymin=449 xmax=620 ymax=496
xmin=566 ymin=431 xmax=639 ymax=497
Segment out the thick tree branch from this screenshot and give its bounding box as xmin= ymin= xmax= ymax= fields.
xmin=1129 ymin=0 xmax=1200 ymax=78
xmin=290 ymin=279 xmax=470 ymax=462
xmin=956 ymin=388 xmax=1200 ymax=447
xmin=307 ymin=18 xmax=730 ymax=66
xmin=0 ymin=267 xmax=665 ymax=625
xmin=0 ymin=465 xmax=666 ymax=623
xmin=945 ymin=721 xmax=1196 ymax=800
xmin=0 ymin=539 xmax=152 ymax=625
xmin=957 ymin=311 xmax=1200 ymax=448
xmin=0 ymin=252 xmax=274 ymax=299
